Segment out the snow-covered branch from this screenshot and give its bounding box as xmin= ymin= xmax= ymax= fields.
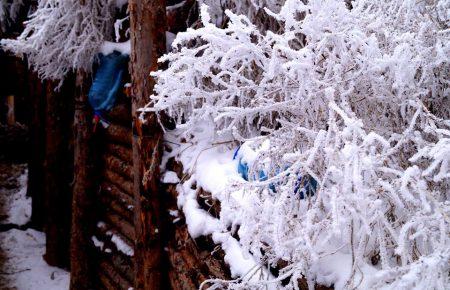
xmin=152 ymin=0 xmax=450 ymax=288
xmin=1 ymin=0 xmax=115 ymax=82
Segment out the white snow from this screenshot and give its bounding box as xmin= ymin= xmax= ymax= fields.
xmin=91 ymin=235 xmax=105 ymax=251
xmin=150 ymin=0 xmax=450 ymax=288
xmin=1 ymin=169 xmax=31 ymax=226
xmin=211 ymin=232 xmax=259 ymax=279
xmin=106 ymin=231 xmax=134 ymax=256
xmin=100 ymin=40 xmax=131 ymax=55
xmin=0 ymin=229 xmax=70 ymax=290
xmin=0 ymin=164 xmax=69 ymax=290
xmin=163 ymin=125 xmax=276 ymax=284
xmin=115 ymin=0 xmax=128 ymax=8
xmin=161 ymin=170 xmax=180 ymax=184
xmin=166 ymin=31 xmax=176 ymax=52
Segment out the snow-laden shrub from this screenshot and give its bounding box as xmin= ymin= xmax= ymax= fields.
xmin=0 ymin=0 xmax=23 ymax=31
xmin=151 ymin=0 xmax=449 ymax=289
xmin=1 ymin=0 xmax=115 ymax=81
xmin=199 ymin=0 xmax=284 ymax=30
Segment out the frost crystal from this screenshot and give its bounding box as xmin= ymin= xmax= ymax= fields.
xmin=151 ymin=0 xmax=450 ymax=289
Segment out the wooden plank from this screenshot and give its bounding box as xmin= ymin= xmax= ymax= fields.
xmin=43 ymin=77 xmax=74 ymax=269
xmin=99 ymin=193 xmax=133 ymax=223
xmin=107 ymin=103 xmax=132 ymax=126
xmin=103 ymin=213 xmax=135 ymax=243
xmin=104 ymin=123 xmax=132 ymax=146
xmin=28 ymin=71 xmax=46 ymax=229
xmin=129 ymin=0 xmax=167 ymax=289
xmin=103 ymin=154 xmax=134 ymax=180
xmin=103 ymin=169 xmax=134 ymax=196
xmin=105 ymin=143 xmax=132 ymax=164
xmin=100 ymin=261 xmax=132 ymax=290
xmin=6 ymin=95 xmax=15 ymax=125
xmin=70 ymin=71 xmax=96 ymax=290
xmin=100 ymin=181 xmax=133 ymax=206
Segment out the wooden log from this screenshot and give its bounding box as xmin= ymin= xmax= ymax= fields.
xmin=96 ymin=221 xmax=135 ymax=256
xmin=169 ymin=224 xmax=210 ymax=287
xmin=103 ymin=251 xmax=134 ymax=283
xmin=174 ymin=223 xmax=231 ymax=281
xmin=103 ymin=154 xmax=134 ymax=180
xmin=91 ymin=233 xmax=134 ymax=283
xmin=100 ymin=181 xmax=133 ymax=206
xmin=6 ymin=95 xmax=15 ymax=125
xmin=106 ymin=143 xmax=132 ymax=164
xmin=179 ymin=247 xmax=209 ymax=286
xmin=70 ymin=71 xmax=96 ymax=290
xmin=167 ymin=246 xmax=198 ymax=290
xmin=104 ymin=123 xmax=132 ymax=146
xmin=100 ymin=261 xmax=132 ymax=290
xmin=43 ymin=77 xmax=74 ymax=269
xmin=201 ymin=253 xmax=231 ymax=281
xmin=106 ymin=253 xmax=134 ymax=283
xmin=104 ymin=213 xmax=135 ymax=243
xmin=129 ymin=0 xmax=166 ymax=288
xmin=28 ymin=71 xmax=46 ymax=230
xmin=103 ymin=169 xmax=134 ymax=196
xmin=167 ymin=268 xmax=184 ymax=290
xmin=98 ymin=271 xmax=117 ymax=290
xmin=99 ymin=194 xmax=133 ymax=223
xmin=107 ymin=103 xmax=131 ymax=126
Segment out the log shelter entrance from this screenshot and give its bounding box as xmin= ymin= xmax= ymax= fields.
xmin=69 ymin=1 xmax=232 ymax=289
xmin=0 ymin=1 xmax=247 ymax=289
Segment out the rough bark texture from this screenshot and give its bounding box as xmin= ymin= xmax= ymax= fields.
xmin=43 ymin=78 xmax=74 ymax=269
xmin=129 ymin=0 xmax=167 ymax=289
xmin=27 ymin=72 xmax=46 ymax=230
xmin=69 ymin=72 xmax=96 ymax=289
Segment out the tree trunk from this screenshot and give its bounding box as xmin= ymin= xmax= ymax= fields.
xmin=43 ymin=78 xmax=74 ymax=269
xmin=129 ymin=0 xmax=167 ymax=289
xmin=69 ymin=72 xmax=96 ymax=289
xmin=27 ymin=72 xmax=46 ymax=230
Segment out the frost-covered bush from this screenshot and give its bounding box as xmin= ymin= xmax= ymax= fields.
xmin=1 ymin=0 xmax=115 ymax=81
xmin=151 ymin=0 xmax=449 ymax=289
xmin=0 ymin=0 xmax=23 ymax=31
xmin=199 ymin=0 xmax=284 ymax=29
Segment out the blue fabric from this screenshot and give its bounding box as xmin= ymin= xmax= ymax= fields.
xmin=293 ymin=175 xmax=317 ymax=199
xmin=88 ymin=51 xmax=129 ymax=114
xmin=234 ymin=146 xmax=316 ymax=198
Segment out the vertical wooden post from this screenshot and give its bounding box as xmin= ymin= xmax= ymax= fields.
xmin=43 ymin=78 xmax=74 ymax=269
xmin=6 ymin=95 xmax=15 ymax=125
xmin=129 ymin=0 xmax=167 ymax=289
xmin=27 ymin=72 xmax=46 ymax=230
xmin=69 ymin=71 xmax=95 ymax=290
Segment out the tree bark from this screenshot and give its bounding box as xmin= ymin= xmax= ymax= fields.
xmin=43 ymin=78 xmax=74 ymax=269
xmin=27 ymin=72 xmax=46 ymax=230
xmin=69 ymin=72 xmax=96 ymax=290
xmin=129 ymin=0 xmax=167 ymax=289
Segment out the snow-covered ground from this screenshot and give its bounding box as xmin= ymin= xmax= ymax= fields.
xmin=0 ymin=163 xmax=69 ymax=290
xmin=0 ymin=166 xmax=30 ymax=226
xmin=0 ymin=229 xmax=70 ymax=290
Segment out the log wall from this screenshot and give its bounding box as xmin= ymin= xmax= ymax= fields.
xmin=91 ymin=99 xmax=135 ymax=290
xmin=83 ymin=95 xmax=232 ymax=290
